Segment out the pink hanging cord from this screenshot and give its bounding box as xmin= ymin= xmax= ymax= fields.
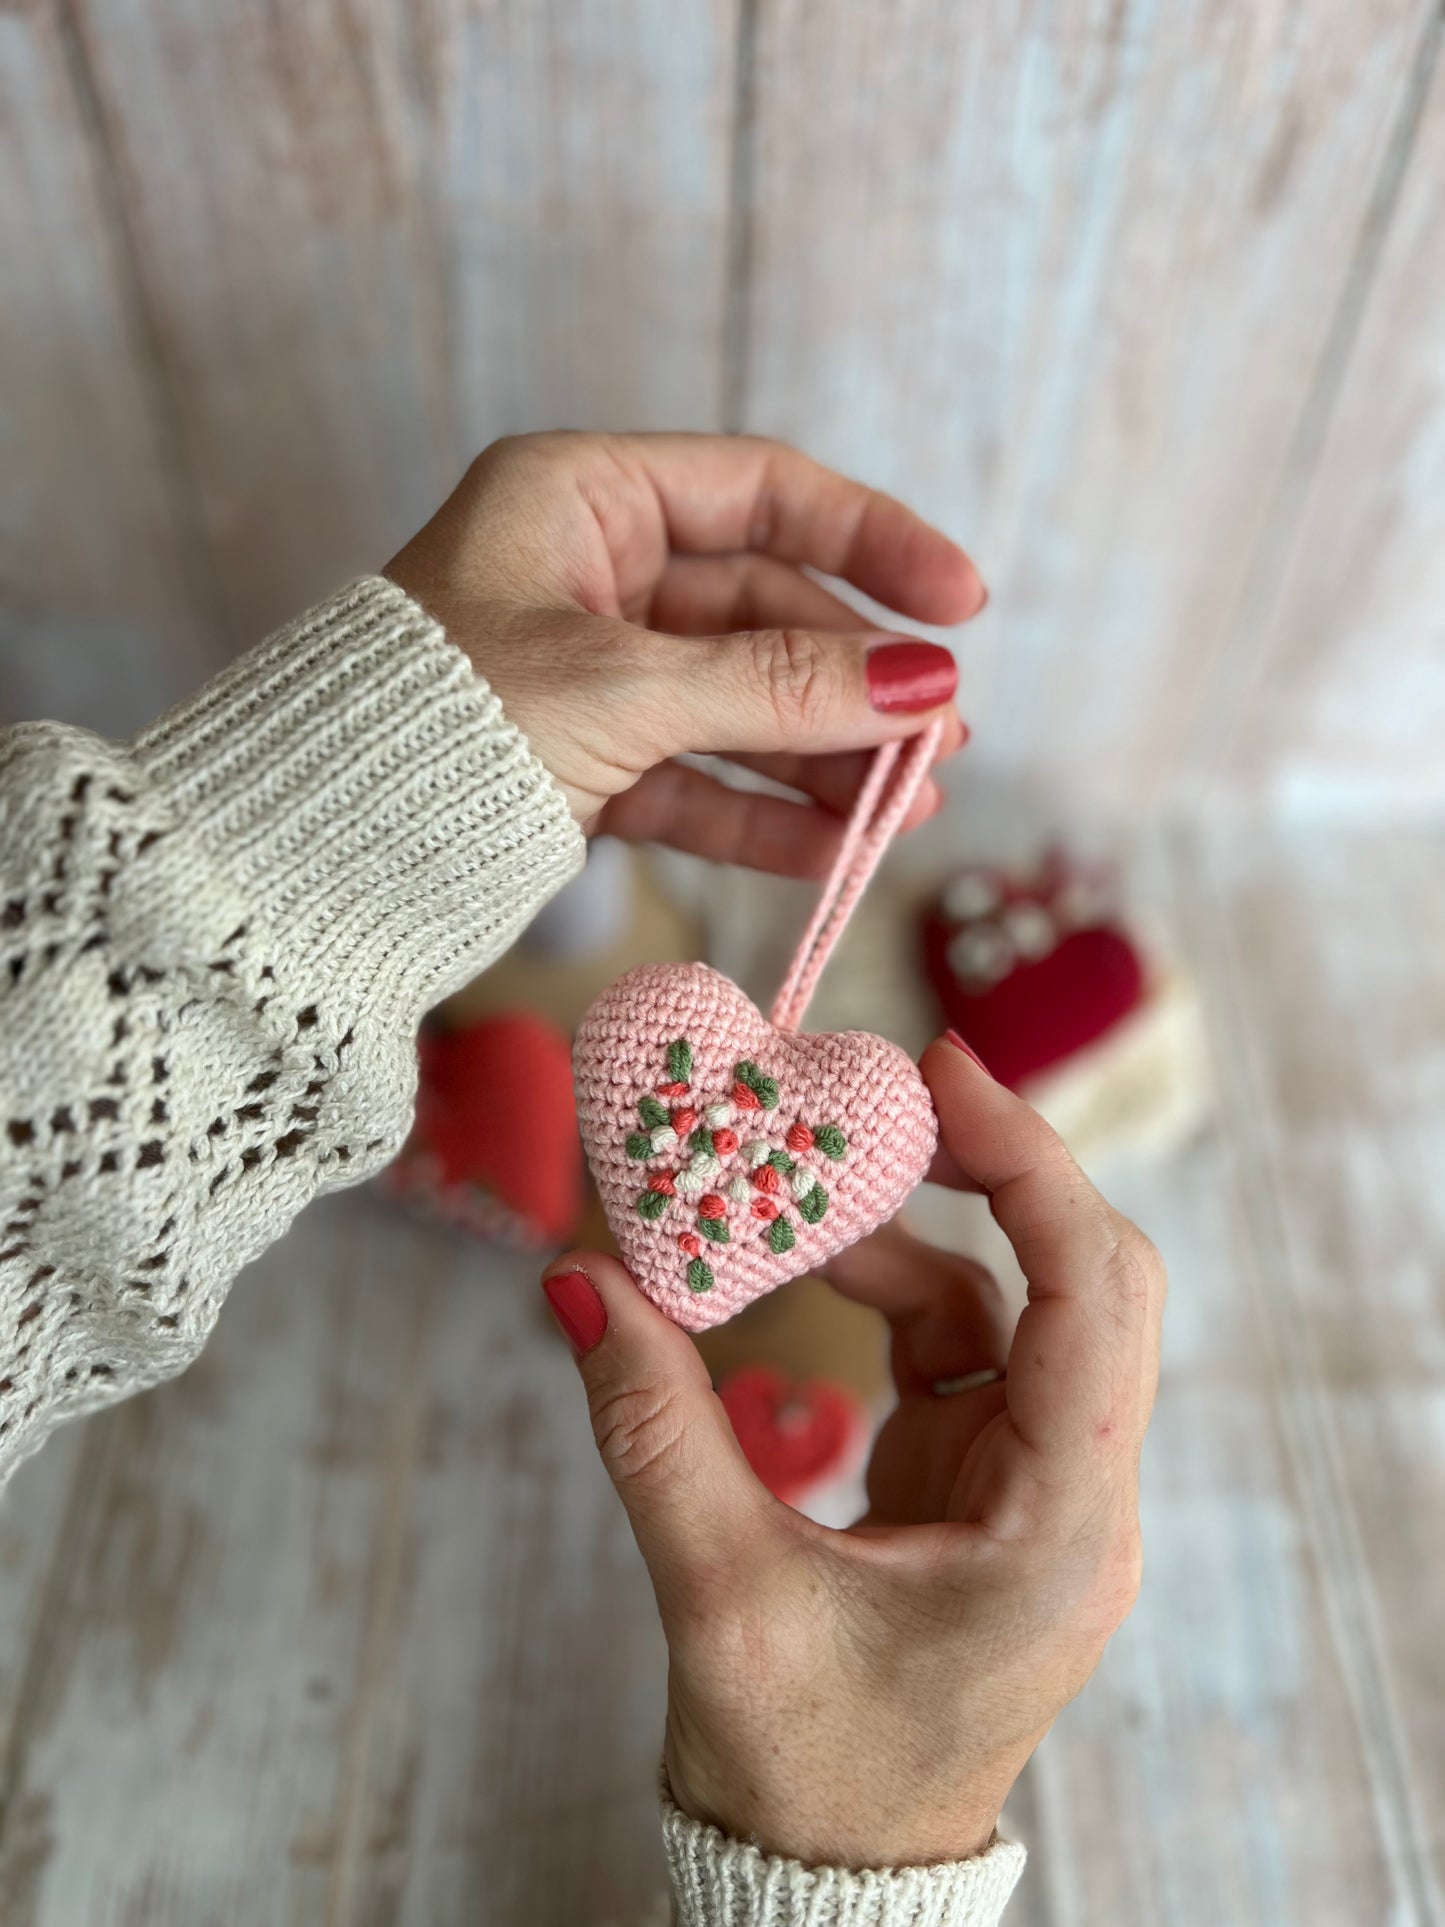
xmin=769 ymin=719 xmax=943 ymax=1034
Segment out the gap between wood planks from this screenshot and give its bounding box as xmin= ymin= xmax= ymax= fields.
xmin=1176 ymin=819 xmax=1445 ymax=1927
xmin=1180 ymin=0 xmax=1445 ymax=799
xmin=54 ymin=0 xmax=236 ymax=665
xmin=0 ymin=1425 xmax=112 ymax=1889
xmin=721 ymin=0 xmax=762 ymax=434
xmin=322 ymin=1267 xmax=440 ymax=1927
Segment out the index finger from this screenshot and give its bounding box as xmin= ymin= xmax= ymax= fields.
xmin=611 ymin=432 xmax=986 ymax=626
xmin=918 ymin=1035 xmax=1165 ymax=1470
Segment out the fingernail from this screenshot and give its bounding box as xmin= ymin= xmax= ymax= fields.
xmin=542 ymin=1270 xmax=608 ymax=1355
xmin=945 ymin=1029 xmax=994 ymax=1078
xmin=866 ymin=639 xmax=958 ymax=713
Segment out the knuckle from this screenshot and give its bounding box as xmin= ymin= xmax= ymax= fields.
xmin=590 ymin=1380 xmax=687 ymax=1489
xmin=1060 ymin=1526 xmax=1144 ymax=1667
xmin=467 ymin=434 xmax=522 ymax=479
xmin=1106 ymin=1525 xmax=1145 ymax=1618
xmin=752 ymin=627 xmax=839 ymax=732
xmin=470 ymin=429 xmax=576 ymax=478
xmin=1101 ymin=1228 xmax=1156 ymax=1325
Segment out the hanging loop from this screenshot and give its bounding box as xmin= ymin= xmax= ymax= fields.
xmin=768 ymin=719 xmax=943 ymax=1034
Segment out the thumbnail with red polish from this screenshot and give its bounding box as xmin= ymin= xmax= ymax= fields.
xmin=946 ymin=1029 xmax=994 ymax=1077
xmin=866 ymin=639 xmax=958 ymax=713
xmin=543 ymin=1270 xmax=608 ymax=1355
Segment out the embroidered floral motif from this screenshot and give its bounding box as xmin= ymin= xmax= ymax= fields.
xmin=626 ymin=1038 xmax=849 ymax=1290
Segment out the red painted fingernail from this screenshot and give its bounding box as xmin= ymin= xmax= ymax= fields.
xmin=866 ymin=639 xmax=958 ymax=713
xmin=542 ymin=1270 xmax=608 ymax=1355
xmin=945 ymin=1029 xmax=994 ymax=1078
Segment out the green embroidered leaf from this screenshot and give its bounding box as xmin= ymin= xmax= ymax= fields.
xmin=625 ymin=1132 xmax=653 ymax=1160
xmin=686 ymin=1258 xmax=714 ymax=1293
xmin=690 ymin=1127 xmax=715 ymax=1158
xmin=699 ymin=1216 xmax=730 ymax=1244
xmin=667 ymin=1039 xmax=693 ymax=1084
xmin=799 ymin=1182 xmax=828 ymax=1224
xmin=814 ymin=1124 xmax=847 ymax=1161
xmin=735 ymin=1061 xmax=781 ymax=1110
xmin=637 ymin=1189 xmax=668 ymax=1221
xmin=767 ymin=1217 xmax=796 ymax=1255
xmin=766 ymin=1148 xmax=796 ymax=1175
xmin=638 ymin=1095 xmax=669 ymax=1130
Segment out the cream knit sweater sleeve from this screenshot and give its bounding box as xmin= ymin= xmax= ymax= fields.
xmin=0 ymin=577 xmax=584 ymax=1480
xmin=661 ymin=1781 xmax=1027 ymax=1925
xmin=0 ymin=575 xmax=1025 ymax=1924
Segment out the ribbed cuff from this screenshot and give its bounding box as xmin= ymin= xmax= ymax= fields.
xmin=132 ymin=577 xmax=585 ymax=1028
xmin=661 ymin=1781 xmax=1027 ymax=1927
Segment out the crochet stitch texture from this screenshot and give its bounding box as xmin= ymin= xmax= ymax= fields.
xmin=0 ymin=578 xmax=1023 ymax=1922
xmin=575 ymin=962 xmax=937 ymax=1331
xmin=0 ymin=577 xmax=583 ymax=1481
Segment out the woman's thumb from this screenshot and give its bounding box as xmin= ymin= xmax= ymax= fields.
xmin=664 ymin=627 xmax=959 ymax=757
xmin=541 ymin=1254 xmax=774 ymax=1604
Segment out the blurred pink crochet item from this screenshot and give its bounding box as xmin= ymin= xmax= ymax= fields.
xmin=574 ymin=963 xmax=937 ymax=1330
xmin=575 ymin=723 xmax=943 ymax=1331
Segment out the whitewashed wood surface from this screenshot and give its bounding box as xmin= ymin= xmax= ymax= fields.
xmin=3 ymin=0 xmax=1443 ymax=808
xmin=3 ymin=2 xmax=1445 ymax=1921
xmin=0 ymin=819 xmax=1440 ymax=1924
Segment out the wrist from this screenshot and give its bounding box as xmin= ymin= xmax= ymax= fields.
xmin=664 ymin=1731 xmax=1006 ymax=1871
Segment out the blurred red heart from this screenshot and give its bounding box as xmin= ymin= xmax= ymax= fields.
xmin=379 ymin=1011 xmax=582 ymax=1248
xmin=921 ymin=859 xmax=1146 ymax=1090
xmin=718 ymin=1365 xmax=864 ymax=1505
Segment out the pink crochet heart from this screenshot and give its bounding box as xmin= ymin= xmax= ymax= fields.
xmin=574 ymin=963 xmax=938 ymax=1332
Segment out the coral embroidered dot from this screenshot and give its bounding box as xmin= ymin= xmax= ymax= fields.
xmin=671 ymin=1106 xmax=698 ymax=1135
xmin=731 ymin=1080 xmax=762 ymax=1111
xmin=750 ymin=1196 xmax=780 ymax=1222
xmin=647 ymin=1172 xmax=676 ymax=1195
xmin=712 ymin=1127 xmax=739 ymax=1157
xmin=785 ymin=1122 xmax=814 ymax=1154
xmin=678 ymin=1232 xmax=701 ymax=1257
xmin=752 ymin=1162 xmax=781 ymax=1195
xmin=656 ymin=1081 xmax=689 ymax=1100
xmin=698 ymin=1192 xmax=727 ymax=1220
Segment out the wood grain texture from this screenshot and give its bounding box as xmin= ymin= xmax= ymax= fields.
xmin=1001 ymin=823 xmax=1427 ymax=1927
xmin=1187 ymin=822 xmax=1445 ymax=1915
xmin=0 ymin=825 xmax=1440 ymax=1922
xmin=0 ymin=1 xmax=219 ymax=730
xmin=734 ymin=0 xmax=1438 ymax=817
xmin=3 ymin=3 xmax=1445 ymax=1919
xmin=1207 ymin=31 xmax=1445 ymax=814
xmin=66 ymin=0 xmax=739 ymax=647
xmin=0 ymin=1196 xmax=671 ymax=1926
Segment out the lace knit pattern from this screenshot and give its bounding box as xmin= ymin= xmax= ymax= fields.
xmin=0 ymin=578 xmax=584 ymax=1481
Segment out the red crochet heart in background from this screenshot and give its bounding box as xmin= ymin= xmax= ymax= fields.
xmin=718 ymin=1365 xmax=864 ymax=1505
xmin=381 ymin=1012 xmax=582 ymax=1248
xmin=923 ymin=921 xmax=1145 ymax=1090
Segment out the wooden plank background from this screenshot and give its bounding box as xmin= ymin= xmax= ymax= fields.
xmin=2 ymin=2 xmax=1443 ymax=1922
xmin=4 ymin=0 xmax=1443 ymax=810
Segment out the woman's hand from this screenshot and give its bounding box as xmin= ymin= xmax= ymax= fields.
xmin=386 ymin=432 xmax=981 ymax=878
xmin=540 ymin=1034 xmax=1164 ymax=1869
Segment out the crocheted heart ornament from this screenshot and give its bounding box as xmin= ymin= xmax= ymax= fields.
xmin=574 ymin=962 xmax=937 ymax=1332
xmin=380 ymin=1012 xmax=582 ymax=1248
xmin=921 ymin=856 xmax=1146 ymax=1090
xmin=717 ymin=1366 xmax=866 ymax=1505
